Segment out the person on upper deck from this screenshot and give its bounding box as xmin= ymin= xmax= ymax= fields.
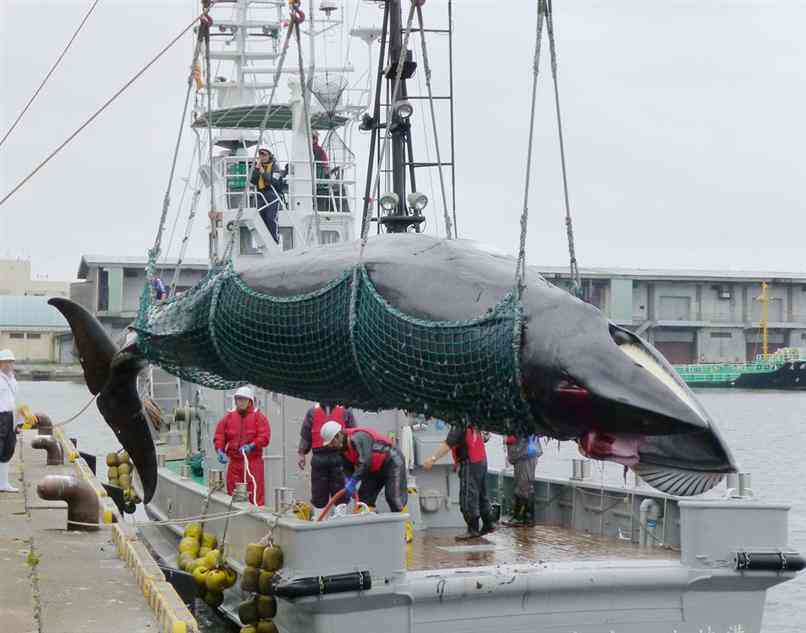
xmin=311 ymin=131 xmax=332 ymax=212
xmin=213 ymin=386 xmax=270 ymax=506
xmin=0 ymin=349 xmax=19 ymax=493
xmin=320 ymin=422 xmax=408 ymax=513
xmin=424 ymin=425 xmax=495 ymax=540
xmin=501 ymin=434 xmax=541 ymax=527
xmin=297 ymin=402 xmax=357 ymax=509
xmin=250 ymin=147 xmax=284 ymax=244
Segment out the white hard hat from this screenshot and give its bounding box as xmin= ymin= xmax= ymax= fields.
xmin=320 ymin=421 xmax=343 ymax=446
xmin=234 ymin=386 xmax=255 ymax=402
xmin=0 ymin=349 xmax=15 ymax=362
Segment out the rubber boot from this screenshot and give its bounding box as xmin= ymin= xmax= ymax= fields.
xmin=455 ymin=515 xmax=481 ymax=541
xmin=0 ymin=461 xmax=18 ymax=493
xmin=523 ymin=496 xmax=536 ymax=527
xmin=503 ymin=496 xmax=526 ymax=527
xmin=480 ymin=511 xmax=496 ymax=536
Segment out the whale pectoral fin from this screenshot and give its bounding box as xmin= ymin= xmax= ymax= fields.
xmin=48 ymin=297 xmax=158 ymax=503
xmin=98 ymin=352 xmax=157 ymax=504
xmin=48 ymin=297 xmax=116 ymax=395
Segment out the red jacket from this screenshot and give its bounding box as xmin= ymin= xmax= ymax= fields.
xmin=343 ymin=428 xmax=393 ymax=479
xmin=449 ymin=428 xmax=487 ymax=465
xmin=213 ymin=405 xmax=270 ymax=459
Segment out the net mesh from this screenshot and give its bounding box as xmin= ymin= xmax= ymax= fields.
xmin=135 ymin=264 xmax=533 ymax=434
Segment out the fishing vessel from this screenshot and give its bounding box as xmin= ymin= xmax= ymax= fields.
xmin=675 ymin=283 xmax=806 ymax=389
xmin=50 ymin=1 xmax=806 ymax=632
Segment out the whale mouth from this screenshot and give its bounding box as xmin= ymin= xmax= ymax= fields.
xmin=554 ymin=325 xmax=736 ymax=496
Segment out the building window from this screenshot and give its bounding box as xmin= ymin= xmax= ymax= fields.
xmin=279 ymin=227 xmax=294 ymax=251
xmin=319 ymin=230 xmax=340 ymax=245
xmin=27 ymin=333 xmax=41 ymax=340
xmin=124 ymin=268 xmax=140 ymax=278
xmin=9 ymin=333 xmax=24 ymax=339
xmin=98 ymin=268 xmax=109 ymax=311
xmin=710 ymin=332 xmax=732 ymax=339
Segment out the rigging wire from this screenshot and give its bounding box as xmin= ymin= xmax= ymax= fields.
xmin=516 ymin=0 xmax=580 ymax=295
xmin=0 ymin=0 xmax=101 ymax=150
xmin=149 ymin=30 xmax=206 ymax=280
xmin=0 ymin=4 xmax=217 ymax=210
xmin=515 ymin=0 xmax=545 ymax=292
xmin=545 ymin=0 xmax=580 ymax=294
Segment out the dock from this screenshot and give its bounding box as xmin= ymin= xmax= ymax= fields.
xmin=0 ymin=429 xmax=198 ymax=633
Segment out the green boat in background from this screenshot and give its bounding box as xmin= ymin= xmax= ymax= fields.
xmin=674 ymin=347 xmax=806 ymax=389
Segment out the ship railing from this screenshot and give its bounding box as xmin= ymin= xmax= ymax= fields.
xmin=214 ymin=154 xmax=358 ymax=216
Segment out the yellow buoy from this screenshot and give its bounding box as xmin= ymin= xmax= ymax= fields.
xmin=241 ymin=566 xmax=259 ymax=593
xmin=178 ymin=537 xmax=200 ymax=557
xmin=106 ymin=453 xmax=119 ymax=467
xmin=183 ymin=522 xmax=202 ymax=540
xmin=192 ymin=564 xmax=210 ymax=588
xmin=205 ymin=568 xmax=228 ymax=592
xmin=201 ymin=531 xmax=218 ymax=549
xmin=258 ymin=570 xmax=274 ymax=595
xmin=256 ymin=596 xmax=276 ymax=620
xmin=172 ymin=623 xmax=188 ymax=633
xmin=244 ymin=543 xmax=265 ymax=568
xmin=256 ymin=621 xmax=278 ymax=633
xmin=102 ymin=510 xmax=115 ymax=524
xmin=261 ymin=545 xmax=283 ymax=572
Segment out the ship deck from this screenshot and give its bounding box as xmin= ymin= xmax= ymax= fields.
xmin=406 ymin=524 xmax=679 ymax=571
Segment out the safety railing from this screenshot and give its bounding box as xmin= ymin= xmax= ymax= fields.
xmin=213 ymin=155 xmax=358 ymax=217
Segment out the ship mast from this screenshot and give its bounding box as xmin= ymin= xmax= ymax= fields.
xmin=759 ymin=281 xmax=769 ymax=357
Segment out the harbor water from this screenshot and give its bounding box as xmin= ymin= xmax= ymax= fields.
xmin=16 ymin=381 xmax=806 ymax=631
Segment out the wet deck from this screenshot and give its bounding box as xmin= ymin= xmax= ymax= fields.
xmin=406 ymin=524 xmax=679 ymax=571
xmin=0 ymin=432 xmax=164 ymax=633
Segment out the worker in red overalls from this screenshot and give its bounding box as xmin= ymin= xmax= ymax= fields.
xmin=213 ymin=386 xmax=270 ymax=506
xmin=297 ymin=402 xmax=357 ymax=509
xmin=320 ymin=422 xmax=408 ymax=512
xmin=424 ymin=425 xmax=495 ymax=540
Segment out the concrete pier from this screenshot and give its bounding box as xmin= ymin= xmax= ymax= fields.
xmin=0 ymin=431 xmax=196 ymax=633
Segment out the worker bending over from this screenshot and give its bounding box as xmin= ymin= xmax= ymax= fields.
xmin=297 ymin=402 xmax=357 ymax=509
xmin=320 ymin=422 xmax=408 ymax=512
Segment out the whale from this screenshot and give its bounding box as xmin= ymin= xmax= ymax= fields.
xmin=50 ymin=234 xmax=736 ymax=502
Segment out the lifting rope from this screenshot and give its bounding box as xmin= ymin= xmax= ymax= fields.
xmin=516 ymin=0 xmax=581 ymax=295
xmin=545 ymin=0 xmax=580 ymax=294
xmin=0 ymin=4 xmax=217 ymax=210
xmin=0 ymin=0 xmax=101 ymax=150
xmin=148 ymin=28 xmax=207 ymax=288
xmin=414 ymin=3 xmax=453 ymax=240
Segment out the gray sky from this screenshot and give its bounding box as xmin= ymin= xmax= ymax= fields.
xmin=2 ymin=0 xmax=806 ymax=282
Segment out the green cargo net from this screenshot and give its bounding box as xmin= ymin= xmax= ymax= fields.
xmin=134 ymin=265 xmax=532 ymax=435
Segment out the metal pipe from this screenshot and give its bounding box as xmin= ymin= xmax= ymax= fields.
xmin=31 ymin=436 xmax=64 ymax=465
xmin=36 ymin=474 xmax=101 ymax=531
xmin=639 ymin=498 xmax=661 ymax=548
xmin=35 ymin=413 xmax=53 ymax=435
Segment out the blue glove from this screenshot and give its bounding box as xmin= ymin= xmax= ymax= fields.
xmin=343 ymin=477 xmax=358 ymax=497
xmin=527 ymin=435 xmax=540 ymax=459
xmin=217 ymin=449 xmax=228 ymax=464
xmin=241 ymin=443 xmax=256 ymax=455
